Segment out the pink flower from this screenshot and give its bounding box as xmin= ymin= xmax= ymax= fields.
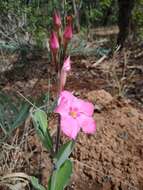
xmin=63 ymin=24 xmax=73 ymax=41
xmin=50 ymin=32 xmax=59 ymax=53
xmin=55 ymin=91 xmax=96 ymax=139
xmin=53 ymin=11 xmax=61 ymax=29
xmin=59 ymin=56 xmax=71 ymax=92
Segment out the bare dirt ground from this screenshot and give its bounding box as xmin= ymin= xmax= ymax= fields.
xmin=0 ymin=35 xmax=143 ymax=190
xmin=72 ymin=91 xmax=143 ymax=190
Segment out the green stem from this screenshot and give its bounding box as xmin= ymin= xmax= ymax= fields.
xmin=55 ymin=40 xmax=65 ymax=154
xmin=55 ymin=115 xmax=61 ymax=153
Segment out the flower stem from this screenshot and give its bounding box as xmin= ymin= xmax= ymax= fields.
xmin=55 ymin=115 xmax=61 ymax=153
xmin=55 ymin=43 xmax=64 ymax=154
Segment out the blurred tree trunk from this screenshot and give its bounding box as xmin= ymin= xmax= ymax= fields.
xmin=117 ymin=0 xmax=135 ymax=48
xmin=103 ymin=0 xmax=115 ymax=26
xmin=72 ymin=0 xmax=80 ymax=32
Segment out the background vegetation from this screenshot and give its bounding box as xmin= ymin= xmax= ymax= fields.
xmin=0 ymin=0 xmax=143 ymax=49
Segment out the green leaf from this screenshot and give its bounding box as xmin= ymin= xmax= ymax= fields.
xmin=47 ymin=177 xmax=52 ymax=190
xmin=30 ymin=176 xmax=46 ymax=190
xmin=32 ymin=109 xmax=53 ymax=151
xmin=54 ymin=141 xmax=75 ymax=169
xmin=11 ymin=103 xmax=29 ymax=130
xmin=0 ymin=92 xmax=30 ymax=143
xmin=48 ymin=159 xmax=72 ymax=190
xmin=33 ymin=110 xmax=48 ymax=133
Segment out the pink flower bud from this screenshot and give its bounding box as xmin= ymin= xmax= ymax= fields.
xmin=53 ymin=11 xmax=61 ymax=29
xmin=62 ymin=56 xmax=71 ymax=72
xmin=63 ymin=24 xmax=73 ymax=41
xmin=59 ymin=56 xmax=71 ymax=92
xmin=50 ymin=32 xmax=59 ymax=53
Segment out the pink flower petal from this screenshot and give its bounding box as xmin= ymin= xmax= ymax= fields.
xmin=60 ymin=91 xmax=74 ymax=99
xmin=77 ymin=114 xmax=96 ymax=134
xmin=62 ymin=56 xmax=71 ymax=72
xmin=72 ymin=98 xmax=94 ymax=116
xmin=61 ymin=115 xmax=80 ymax=139
xmin=55 ymin=91 xmax=74 ymax=116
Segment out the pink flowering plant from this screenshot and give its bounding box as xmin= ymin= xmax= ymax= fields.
xmin=55 ymin=91 xmax=96 ymax=140
xmin=31 ymin=10 xmax=96 ymax=190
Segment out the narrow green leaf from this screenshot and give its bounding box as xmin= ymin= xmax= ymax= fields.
xmin=47 ymin=177 xmax=52 ymax=190
xmin=0 ymin=93 xmax=19 ymax=114
xmin=32 ymin=122 xmax=51 ymax=150
xmin=49 ymin=159 xmax=72 ymax=190
xmin=33 ymin=110 xmax=48 ymax=133
xmin=32 ymin=109 xmax=53 ymax=151
xmin=30 ymin=176 xmax=46 ymax=190
xmin=11 ymin=103 xmax=29 ymax=130
xmin=49 ymin=99 xmax=58 ymax=113
xmin=54 ymin=141 xmax=75 ymax=169
xmin=0 ymin=94 xmax=30 ymax=143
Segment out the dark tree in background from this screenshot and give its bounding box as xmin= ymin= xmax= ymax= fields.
xmin=103 ymin=0 xmax=115 ymax=26
xmin=117 ymin=0 xmax=135 ymax=48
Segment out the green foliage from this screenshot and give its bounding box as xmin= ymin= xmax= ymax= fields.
xmin=0 ymin=92 xmax=30 ymax=142
xmin=54 ymin=141 xmax=75 ymax=169
xmin=32 ymin=109 xmax=53 ymax=151
xmin=80 ymin=0 xmax=118 ymax=27
xmin=30 ymin=160 xmax=72 ymax=190
xmin=0 ymin=0 xmax=53 ymax=48
xmin=30 ymin=176 xmax=46 ymax=190
xmin=132 ymin=0 xmax=143 ymax=38
xmin=100 ymin=0 xmax=113 ymax=7
xmin=48 ymin=159 xmax=72 ymax=190
xmin=35 ymin=92 xmax=57 ymax=115
xmin=133 ymin=0 xmax=143 ymax=25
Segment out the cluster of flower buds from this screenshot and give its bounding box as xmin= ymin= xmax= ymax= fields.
xmin=49 ymin=11 xmax=73 ymax=93
xmin=50 ymin=11 xmax=73 ymax=59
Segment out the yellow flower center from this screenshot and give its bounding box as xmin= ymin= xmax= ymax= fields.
xmin=70 ymin=111 xmax=77 ymax=119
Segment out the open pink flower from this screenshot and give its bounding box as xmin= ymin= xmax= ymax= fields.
xmin=50 ymin=31 xmax=59 ymax=53
xmin=55 ymin=91 xmax=96 ymax=139
xmin=53 ymin=11 xmax=61 ymax=30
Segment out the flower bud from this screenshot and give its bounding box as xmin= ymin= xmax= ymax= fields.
xmin=63 ymin=24 xmax=73 ymax=41
xmin=62 ymin=56 xmax=71 ymax=72
xmin=59 ymin=56 xmax=71 ymax=92
xmin=50 ymin=31 xmax=59 ymax=53
xmin=53 ymin=11 xmax=61 ymax=30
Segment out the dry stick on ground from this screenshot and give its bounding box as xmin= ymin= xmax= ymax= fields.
xmin=127 ymin=65 xmax=143 ymax=72
xmin=0 ymin=172 xmax=30 ymax=190
xmin=90 ymin=45 xmax=121 ymax=68
xmin=1 ymin=137 xmax=24 ymax=175
xmin=90 ymin=55 xmax=107 ymax=68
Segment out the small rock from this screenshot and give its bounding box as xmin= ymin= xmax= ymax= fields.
xmin=87 ymin=90 xmax=113 ymax=107
xmin=94 ymin=104 xmax=103 ymax=112
xmin=118 ymin=131 xmax=128 ymax=140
